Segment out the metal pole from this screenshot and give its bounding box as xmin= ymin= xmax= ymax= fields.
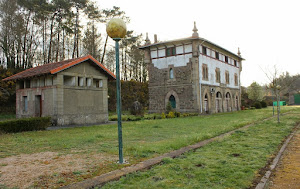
xmin=114 ymin=38 xmax=123 ymax=164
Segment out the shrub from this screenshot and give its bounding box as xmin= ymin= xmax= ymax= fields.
xmin=166 ymin=111 xmax=175 ymax=118
xmin=260 ymin=101 xmax=267 ymax=108
xmin=174 ymin=112 xmax=181 ymax=118
xmin=254 ymin=102 xmax=262 ymax=109
xmin=161 ymin=113 xmax=166 ymax=119
xmin=130 ymin=101 xmax=144 ymax=116
xmin=166 ymin=102 xmax=172 ymax=114
xmin=0 ymin=117 xmax=51 ymax=133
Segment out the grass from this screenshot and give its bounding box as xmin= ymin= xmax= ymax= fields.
xmin=0 ymin=106 xmax=299 ymax=188
xmin=102 ymin=110 xmax=300 ymax=189
xmin=0 ymin=107 xmax=290 ymax=159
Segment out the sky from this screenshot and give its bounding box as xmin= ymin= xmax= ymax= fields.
xmin=96 ymin=0 xmax=300 ymax=87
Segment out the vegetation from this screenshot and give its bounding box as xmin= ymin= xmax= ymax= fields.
xmin=0 ymin=117 xmax=51 ymax=133
xmin=108 ymin=80 xmax=148 ymax=111
xmin=248 ymin=82 xmax=264 ymax=102
xmin=0 ymin=107 xmax=299 ymax=188
xmin=102 ymin=111 xmax=300 ymax=189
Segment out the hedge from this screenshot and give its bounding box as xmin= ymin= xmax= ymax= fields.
xmin=0 ymin=117 xmax=51 ymax=133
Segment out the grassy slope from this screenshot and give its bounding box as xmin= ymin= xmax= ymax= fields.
xmin=102 ymin=109 xmax=300 ymax=189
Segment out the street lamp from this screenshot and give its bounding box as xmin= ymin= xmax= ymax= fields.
xmin=106 ymin=18 xmax=127 ymax=164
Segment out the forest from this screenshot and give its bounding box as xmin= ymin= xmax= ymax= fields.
xmin=0 ymin=0 xmax=148 ymax=112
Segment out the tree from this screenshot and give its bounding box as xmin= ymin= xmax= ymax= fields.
xmin=248 ymin=82 xmax=264 ymax=102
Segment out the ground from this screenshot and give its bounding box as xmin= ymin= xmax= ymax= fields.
xmin=268 ymin=130 xmax=300 ymax=189
xmin=0 ymin=152 xmax=117 ymax=188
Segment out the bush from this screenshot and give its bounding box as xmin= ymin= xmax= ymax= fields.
xmin=260 ymin=101 xmax=267 ymax=108
xmin=166 ymin=102 xmax=172 ymax=114
xmin=166 ymin=111 xmax=175 ymax=118
xmin=174 ymin=112 xmax=181 ymax=118
xmin=130 ymin=101 xmax=144 ymax=116
xmin=161 ymin=113 xmax=166 ymax=119
xmin=0 ymin=117 xmax=51 ymax=133
xmin=254 ymin=102 xmax=262 ymax=109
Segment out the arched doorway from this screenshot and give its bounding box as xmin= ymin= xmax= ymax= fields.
xmin=235 ymin=96 xmax=239 ymax=110
xmin=225 ymin=92 xmax=231 ymax=112
xmin=204 ymin=94 xmax=209 ymax=113
xmin=216 ymin=92 xmax=222 ymax=113
xmin=169 ymin=95 xmax=176 ymax=109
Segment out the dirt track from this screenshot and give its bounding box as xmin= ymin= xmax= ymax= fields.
xmin=268 ymin=130 xmax=300 ymax=189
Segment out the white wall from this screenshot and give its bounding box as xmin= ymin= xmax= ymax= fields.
xmin=150 ymin=44 xmax=193 ymax=69
xmin=199 ymin=54 xmax=240 ymax=89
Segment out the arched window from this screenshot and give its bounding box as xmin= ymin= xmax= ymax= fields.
xmin=169 ymin=68 xmax=174 ymax=79
xmin=225 ymin=92 xmax=231 ymax=112
xmin=204 ymin=94 xmax=209 ymax=113
xmin=169 ymin=95 xmax=176 ymax=108
xmin=216 ymin=92 xmax=222 ymax=113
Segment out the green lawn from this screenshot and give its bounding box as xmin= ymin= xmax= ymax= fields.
xmin=102 ymin=109 xmax=300 ymax=189
xmin=1 ymin=107 xmax=293 ymax=159
xmin=0 ymin=106 xmax=299 ymax=188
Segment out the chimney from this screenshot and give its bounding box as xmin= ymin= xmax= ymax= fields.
xmin=154 ymin=34 xmax=158 ymax=43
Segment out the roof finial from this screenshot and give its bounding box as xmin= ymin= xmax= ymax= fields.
xmin=192 ymin=21 xmax=199 ymax=38
xmin=145 ymin=32 xmax=151 ymax=45
xmin=237 ymin=47 xmax=241 ymax=57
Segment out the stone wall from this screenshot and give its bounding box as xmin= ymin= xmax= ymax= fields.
xmin=148 ymin=60 xmax=197 ymax=113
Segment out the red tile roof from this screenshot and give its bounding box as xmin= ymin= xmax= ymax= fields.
xmin=3 ymin=55 xmax=116 ymax=81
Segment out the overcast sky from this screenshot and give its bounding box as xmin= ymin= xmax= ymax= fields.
xmin=96 ymin=0 xmax=300 ymax=87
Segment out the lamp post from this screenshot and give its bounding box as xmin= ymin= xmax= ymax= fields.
xmin=106 ymin=18 xmax=127 ymax=164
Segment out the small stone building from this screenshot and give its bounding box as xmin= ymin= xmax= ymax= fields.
xmin=3 ymin=55 xmax=115 ymax=126
xmin=140 ymin=22 xmax=244 ymax=114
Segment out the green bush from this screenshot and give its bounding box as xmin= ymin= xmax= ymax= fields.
xmin=161 ymin=113 xmax=166 ymax=119
xmin=260 ymin=101 xmax=267 ymax=108
xmin=166 ymin=102 xmax=173 ymax=114
xmin=254 ymin=102 xmax=262 ymax=109
xmin=174 ymin=112 xmax=181 ymax=117
xmin=0 ymin=117 xmax=51 ymax=133
xmin=166 ymin=111 xmax=175 ymax=118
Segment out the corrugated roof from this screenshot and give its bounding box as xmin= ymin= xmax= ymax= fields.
xmin=3 ymin=55 xmax=116 ymax=81
xmin=139 ymin=36 xmax=245 ymax=60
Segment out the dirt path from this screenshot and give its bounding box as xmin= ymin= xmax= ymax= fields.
xmin=0 ymin=152 xmax=117 ymax=188
xmin=268 ymin=130 xmax=300 ymax=189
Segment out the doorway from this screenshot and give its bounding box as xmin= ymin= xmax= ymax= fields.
xmin=35 ymin=95 xmax=42 ymax=117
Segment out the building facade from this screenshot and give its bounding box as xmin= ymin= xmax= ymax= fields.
xmin=3 ymin=55 xmax=115 ymax=126
xmin=140 ymin=22 xmax=244 ymax=114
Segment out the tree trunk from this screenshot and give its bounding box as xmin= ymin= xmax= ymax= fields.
xmin=101 ymin=35 xmax=108 ymax=64
xmin=48 ymin=14 xmax=56 ymax=63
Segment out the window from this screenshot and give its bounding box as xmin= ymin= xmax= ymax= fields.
xmin=169 ymin=68 xmax=174 ymax=79
xmin=215 ymin=68 xmax=220 ymax=83
xmin=64 ymin=75 xmax=75 ymax=86
xmin=166 ymin=47 xmax=176 ymax=57
xmin=234 ymin=60 xmax=237 ymax=67
xmin=93 ymin=79 xmax=103 ymax=88
xmin=86 ymin=78 xmax=92 ymax=87
xmin=23 ymin=96 xmax=28 ymax=112
xmin=202 ymin=64 xmax=208 ymax=80
xmin=19 ymin=81 xmax=24 ymax=89
xmin=78 ymin=77 xmax=84 ymax=86
xmin=25 ymin=80 xmax=30 ymax=88
xmin=225 ymin=56 xmax=228 ymax=63
xmin=215 ymin=52 xmax=219 ymax=60
xmin=202 ymin=46 xmax=207 ymax=55
xmin=225 ymin=71 xmax=229 ymax=84
xmin=234 ymin=73 xmax=238 ymax=86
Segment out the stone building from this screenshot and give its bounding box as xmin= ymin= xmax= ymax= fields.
xmin=140 ymin=22 xmax=244 ymax=114
xmin=3 ymin=55 xmax=115 ymax=126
